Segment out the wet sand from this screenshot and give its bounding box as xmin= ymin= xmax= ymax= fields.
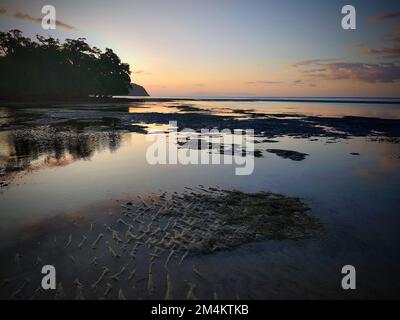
xmin=0 ymin=187 xmax=321 ymax=300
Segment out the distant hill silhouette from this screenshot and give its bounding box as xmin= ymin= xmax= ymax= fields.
xmin=128 ymin=83 xmax=149 ymax=96
xmin=0 ymin=30 xmax=133 ymax=101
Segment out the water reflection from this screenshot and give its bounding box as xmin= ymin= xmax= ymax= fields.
xmin=355 ymin=154 xmax=400 ymax=179
xmin=127 ymin=100 xmax=400 ymax=119
xmin=0 ymin=127 xmax=122 ymax=182
xmin=1 ymin=101 xmax=400 ymax=299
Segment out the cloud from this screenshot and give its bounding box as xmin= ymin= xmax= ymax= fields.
xmin=245 ymin=80 xmax=282 ymax=85
xmin=363 ymin=44 xmax=400 ymax=59
xmin=389 ymin=24 xmax=400 ymax=42
xmin=358 ymin=23 xmax=400 ymax=59
xmin=292 ymin=13 xmax=400 ymax=84
xmin=291 ymin=59 xmax=400 ymax=83
xmin=14 ymin=11 xmax=76 ymax=30
xmin=132 ymin=70 xmax=152 ymax=76
xmin=301 ymin=68 xmax=326 ymax=74
xmin=14 ymin=12 xmax=42 ymax=23
xmin=290 ymin=79 xmax=316 ymax=87
xmin=245 ymin=79 xmax=317 ymax=87
xmin=369 ymin=11 xmax=400 ymax=21
xmin=326 ymin=63 xmax=400 ymax=83
xmin=289 ymin=59 xmax=338 ymax=68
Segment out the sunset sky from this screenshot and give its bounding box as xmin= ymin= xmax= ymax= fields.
xmin=0 ymin=0 xmax=399 ymax=97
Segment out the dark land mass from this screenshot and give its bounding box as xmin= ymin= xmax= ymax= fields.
xmin=127 ymin=83 xmax=149 ymax=97
xmin=0 ymin=30 xmax=133 ymax=101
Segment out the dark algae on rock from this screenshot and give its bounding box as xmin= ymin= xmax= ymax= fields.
xmin=266 ymin=149 xmax=309 ymax=161
xmin=160 ymin=189 xmax=321 ymax=253
xmin=199 ymin=190 xmax=321 ymax=249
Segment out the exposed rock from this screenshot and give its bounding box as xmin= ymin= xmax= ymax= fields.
xmin=266 ymin=149 xmax=309 ymax=161
xmin=128 ymin=83 xmax=149 ymax=96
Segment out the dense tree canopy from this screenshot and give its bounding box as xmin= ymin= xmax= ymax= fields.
xmin=0 ymin=30 xmax=132 ymax=100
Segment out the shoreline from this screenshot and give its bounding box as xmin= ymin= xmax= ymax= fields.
xmin=1 ymin=96 xmax=400 ymax=106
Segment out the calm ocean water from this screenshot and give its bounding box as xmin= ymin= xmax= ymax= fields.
xmin=0 ymin=100 xmax=399 ymax=298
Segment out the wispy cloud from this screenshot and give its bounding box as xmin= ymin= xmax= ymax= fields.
xmin=132 ymin=69 xmax=152 ymax=76
xmin=245 ymin=79 xmax=317 ymax=87
xmin=291 ymin=79 xmax=317 ymax=87
xmin=363 ymin=44 xmax=400 ymax=59
xmin=357 ymin=23 xmax=400 ymax=59
xmin=13 ymin=11 xmax=76 ymax=30
xmin=1 ymin=8 xmax=76 ymax=30
xmin=289 ymin=59 xmax=338 ymax=68
xmin=291 ymin=59 xmax=400 ymax=83
xmin=13 ymin=12 xmax=42 ymax=24
xmin=292 ymin=80 xmax=303 ymax=85
xmin=245 ymin=80 xmax=282 ymax=85
xmin=389 ymin=24 xmax=400 ymax=42
xmin=369 ymin=11 xmax=400 ymax=21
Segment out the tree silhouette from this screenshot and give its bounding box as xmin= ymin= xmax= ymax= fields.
xmin=0 ymin=30 xmax=132 ymax=100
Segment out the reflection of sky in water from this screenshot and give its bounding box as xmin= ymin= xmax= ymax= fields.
xmin=1 ymin=103 xmax=400 ymax=296
xmin=127 ymin=100 xmax=400 ymax=119
xmin=0 ymin=130 xmax=399 ymax=247
xmin=1 ymin=101 xmax=400 ymax=297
